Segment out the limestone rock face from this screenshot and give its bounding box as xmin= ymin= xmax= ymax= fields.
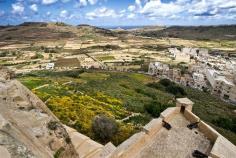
xmin=0 ymin=77 xmax=78 ymax=158
xmin=0 ymin=146 xmax=11 ymax=158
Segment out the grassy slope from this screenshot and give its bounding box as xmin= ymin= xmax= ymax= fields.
xmin=19 ymin=70 xmax=173 ymax=145
xmin=18 ymin=70 xmax=236 ymax=145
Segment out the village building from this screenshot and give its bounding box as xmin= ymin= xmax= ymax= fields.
xmin=205 ymin=69 xmax=236 ymax=103
xmin=168 ymin=48 xmax=191 ymax=63
xmin=168 ymin=68 xmax=181 ymax=83
xmin=148 ymin=62 xmax=169 ymax=77
xmin=192 ymin=72 xmax=207 ymax=90
xmin=46 ymin=63 xmax=54 ymax=70
xmin=180 ymin=74 xmax=194 ymax=87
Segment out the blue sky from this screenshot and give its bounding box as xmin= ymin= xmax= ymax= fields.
xmin=0 ymin=0 xmax=235 ymax=26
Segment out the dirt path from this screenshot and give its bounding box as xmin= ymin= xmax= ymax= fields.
xmin=32 ymin=84 xmax=49 ymax=90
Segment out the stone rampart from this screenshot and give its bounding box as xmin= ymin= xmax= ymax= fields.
xmin=183 ymin=109 xmax=200 ymax=123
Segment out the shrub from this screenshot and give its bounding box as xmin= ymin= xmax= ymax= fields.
xmin=92 ymin=115 xmax=118 ymax=143
xmin=148 ymin=79 xmax=187 ymax=97
xmin=166 ymin=84 xmax=186 ymax=97
xmin=144 ymin=101 xmax=168 ymax=117
xmin=212 ymin=117 xmax=236 ymax=133
xmin=159 ymin=78 xmax=172 ymax=87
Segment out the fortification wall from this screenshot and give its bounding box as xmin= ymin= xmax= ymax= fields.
xmin=107 ymin=107 xmax=180 ymax=158
xmin=160 ymin=107 xmax=180 ymax=122
xmin=183 ymin=109 xmax=200 ymax=123
xmin=198 ymin=121 xmax=219 ymax=142
xmin=210 ymin=136 xmax=236 ymax=158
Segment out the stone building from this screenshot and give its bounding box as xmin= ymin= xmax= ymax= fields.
xmin=192 ymin=72 xmax=207 ymax=90
xmin=205 ymin=69 xmax=236 ymax=103
xmin=148 ymin=62 xmax=169 ymax=77
xmin=168 ymin=68 xmax=181 ymax=83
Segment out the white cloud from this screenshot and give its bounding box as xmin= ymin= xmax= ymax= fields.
xmin=60 ymin=10 xmax=68 ymax=18
xmin=136 ymin=0 xmax=236 ymax=21
xmin=79 ymin=0 xmax=87 ymax=7
xmin=78 ymin=0 xmax=99 ymax=7
xmin=127 ymin=13 xmax=135 ymax=19
xmin=30 ymin=4 xmax=38 ymax=12
xmin=128 ymin=5 xmax=136 ymax=12
xmin=120 ymin=9 xmax=126 ymax=14
xmin=135 ymin=0 xmax=142 ymax=8
xmin=140 ymin=0 xmax=183 ymax=18
xmin=42 ymin=0 xmax=58 ymax=5
xmin=12 ymin=3 xmax=24 ymax=15
xmin=60 ymin=10 xmax=74 ymax=19
xmin=88 ymin=0 xmax=98 ymax=5
xmin=86 ymin=7 xmax=118 ymax=20
xmin=61 ymin=0 xmax=70 ymax=3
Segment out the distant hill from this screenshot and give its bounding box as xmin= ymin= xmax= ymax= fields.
xmin=0 ymin=22 xmax=116 ymax=42
xmin=0 ymin=22 xmax=235 ymax=42
xmin=133 ymin=25 xmax=236 ymax=40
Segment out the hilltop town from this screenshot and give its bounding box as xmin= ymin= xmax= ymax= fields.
xmin=0 ymin=23 xmax=236 ymax=157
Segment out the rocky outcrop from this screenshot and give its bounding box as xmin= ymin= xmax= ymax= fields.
xmin=0 ymin=77 xmax=78 ymax=158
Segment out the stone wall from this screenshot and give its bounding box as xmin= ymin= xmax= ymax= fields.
xmin=198 ymin=121 xmax=219 ymax=143
xmin=107 ymin=107 xmax=180 ymax=158
xmin=183 ymin=109 xmax=200 ymax=123
xmin=107 ymin=98 xmax=236 ymax=158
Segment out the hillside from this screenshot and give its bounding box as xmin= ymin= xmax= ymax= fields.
xmin=18 ymin=70 xmax=236 ymax=146
xmin=0 ymin=22 xmax=116 ymax=43
xmin=133 ymin=25 xmax=236 ymax=40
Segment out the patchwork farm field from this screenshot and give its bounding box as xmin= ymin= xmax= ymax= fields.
xmin=18 ymin=70 xmax=236 ymax=145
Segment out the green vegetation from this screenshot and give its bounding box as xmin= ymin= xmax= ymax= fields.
xmin=18 ymin=71 xmax=236 ymax=145
xmin=92 ymin=115 xmax=118 ymax=144
xmin=144 ymin=100 xmax=172 ymax=117
xmin=147 ymin=79 xmax=186 ymax=98
xmin=18 ymin=70 xmax=173 ymax=145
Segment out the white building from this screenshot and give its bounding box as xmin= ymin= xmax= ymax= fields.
xmin=205 ymin=69 xmax=236 ymax=103
xmin=148 ymin=62 xmax=169 ymax=77
xmin=192 ymin=72 xmax=207 ymax=90
xmin=46 ymin=63 xmax=54 ymax=70
xmin=168 ymin=48 xmax=191 ymax=63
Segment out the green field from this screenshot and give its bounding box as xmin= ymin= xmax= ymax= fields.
xmin=18 ymin=70 xmax=236 ymax=145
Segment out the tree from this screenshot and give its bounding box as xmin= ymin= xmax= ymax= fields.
xmin=144 ymin=101 xmax=168 ymax=117
xmin=92 ymin=115 xmax=118 ymax=143
xmin=159 ymin=78 xmax=172 ymax=87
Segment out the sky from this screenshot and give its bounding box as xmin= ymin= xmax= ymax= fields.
xmin=0 ymin=0 xmax=235 ymax=26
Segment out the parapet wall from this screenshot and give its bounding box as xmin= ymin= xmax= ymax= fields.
xmin=183 ymin=109 xmax=200 ymax=123
xmin=108 ymin=98 xmax=236 ymax=158
xmin=198 ymin=120 xmax=219 ymax=143
xmin=210 ymin=136 xmax=236 ymax=158
xmin=107 ymin=107 xmax=180 ymax=158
